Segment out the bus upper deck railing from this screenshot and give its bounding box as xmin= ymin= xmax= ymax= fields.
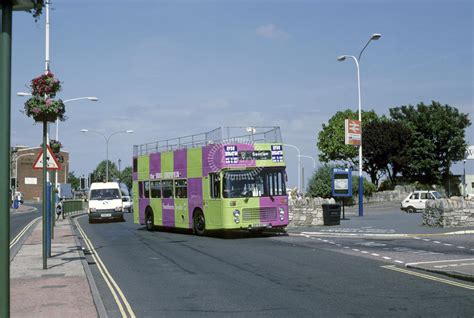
xmin=133 ymin=126 xmax=282 ymax=156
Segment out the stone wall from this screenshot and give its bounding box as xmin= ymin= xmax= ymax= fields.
xmin=423 ymin=198 xmax=474 ymax=227
xmin=354 ymin=185 xmax=415 ymax=204
xmin=288 ymin=197 xmax=336 ymax=227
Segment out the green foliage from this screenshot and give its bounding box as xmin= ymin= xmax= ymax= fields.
xmin=306 ymin=164 xmax=334 ymax=198
xmin=317 ymin=109 xmax=379 ymax=166
xmin=390 ymin=101 xmax=471 ymax=184
xmin=67 ymin=172 xmax=80 ymax=190
xmin=119 ymin=166 xmax=133 ymax=190
xmin=363 ymin=118 xmax=413 ymax=186
xmin=91 ymin=160 xmax=119 ymax=183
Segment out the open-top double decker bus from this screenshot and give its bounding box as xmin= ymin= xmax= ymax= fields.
xmin=132 ymin=127 xmax=288 ymax=235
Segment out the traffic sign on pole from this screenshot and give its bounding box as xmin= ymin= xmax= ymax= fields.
xmin=345 ymin=119 xmax=361 ymax=145
xmin=32 ymin=145 xmax=61 ymax=170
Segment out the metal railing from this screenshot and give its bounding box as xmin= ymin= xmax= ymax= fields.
xmin=134 ymin=126 xmax=282 ymax=156
xmin=62 ymin=200 xmax=86 ymax=219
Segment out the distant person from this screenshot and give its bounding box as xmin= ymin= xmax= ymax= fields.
xmin=56 ymin=199 xmax=63 ymax=221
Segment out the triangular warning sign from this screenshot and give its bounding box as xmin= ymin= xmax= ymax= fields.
xmin=33 ymin=145 xmax=61 ymax=170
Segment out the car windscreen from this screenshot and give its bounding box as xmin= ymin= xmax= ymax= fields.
xmin=90 ymin=188 xmax=121 ymax=200
xmin=432 ymin=192 xmax=442 ymax=199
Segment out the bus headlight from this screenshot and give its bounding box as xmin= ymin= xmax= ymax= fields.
xmin=279 ymin=207 xmax=285 ymax=221
xmin=115 ymin=206 xmax=123 ymax=212
xmin=233 ymin=210 xmax=240 ymax=223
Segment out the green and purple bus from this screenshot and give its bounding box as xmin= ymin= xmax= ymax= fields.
xmin=132 ymin=127 xmax=288 ymax=235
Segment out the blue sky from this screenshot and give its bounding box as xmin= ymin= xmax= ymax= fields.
xmin=9 ymin=0 xmax=473 ymax=187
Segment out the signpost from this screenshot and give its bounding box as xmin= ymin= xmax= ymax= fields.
xmin=332 ymin=168 xmax=352 ymax=220
xmin=344 ymin=119 xmax=361 ymax=146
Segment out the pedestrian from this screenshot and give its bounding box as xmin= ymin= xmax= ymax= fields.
xmin=56 ymin=199 xmax=63 ymax=221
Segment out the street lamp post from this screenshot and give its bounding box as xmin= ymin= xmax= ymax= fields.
xmin=282 ymin=144 xmax=301 ymax=192
xmin=337 ymin=33 xmax=381 ymax=217
xmin=81 ymin=129 xmax=134 ymax=182
xmin=299 ymin=155 xmax=316 ymax=169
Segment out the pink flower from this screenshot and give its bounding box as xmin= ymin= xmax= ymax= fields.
xmin=45 ymin=99 xmax=52 ymax=107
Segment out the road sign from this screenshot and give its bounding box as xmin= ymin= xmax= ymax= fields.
xmin=32 ymin=145 xmax=61 ymax=170
xmin=332 ymin=168 xmax=352 ymax=197
xmin=345 ymin=119 xmax=361 ymax=145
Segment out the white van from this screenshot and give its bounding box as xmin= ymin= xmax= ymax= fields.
xmin=88 ymin=182 xmax=125 ymax=223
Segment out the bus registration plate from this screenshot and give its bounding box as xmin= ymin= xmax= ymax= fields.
xmin=253 ymin=223 xmax=268 ymax=228
xmin=101 ymin=213 xmax=111 ymax=217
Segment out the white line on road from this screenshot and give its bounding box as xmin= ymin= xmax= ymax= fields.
xmin=405 ymin=258 xmax=474 ymax=266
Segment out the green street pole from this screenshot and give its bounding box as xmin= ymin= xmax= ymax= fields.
xmin=42 ymin=123 xmax=47 ymax=268
xmin=0 ymin=2 xmax=13 ymax=316
xmin=51 ymin=169 xmax=55 ymax=239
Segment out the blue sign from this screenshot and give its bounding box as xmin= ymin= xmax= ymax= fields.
xmin=332 ymin=168 xmax=352 ymax=197
xmin=271 ymin=145 xmax=283 ymax=162
xmin=224 ymin=145 xmax=239 ymax=164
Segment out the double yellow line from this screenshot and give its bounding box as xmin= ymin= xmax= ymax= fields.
xmin=382 ymin=265 xmax=474 ymax=291
xmin=9 ymin=217 xmax=40 ymax=249
xmin=73 ymin=217 xmax=136 ymax=318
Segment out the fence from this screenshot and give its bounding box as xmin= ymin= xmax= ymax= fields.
xmin=62 ymin=200 xmax=86 ymax=219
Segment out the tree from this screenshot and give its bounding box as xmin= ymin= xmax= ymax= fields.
xmin=91 ymin=160 xmax=119 ymax=183
xmin=67 ymin=171 xmax=80 ymax=190
xmin=119 ymin=166 xmax=133 ymax=190
xmin=317 ymin=108 xmax=379 ymax=171
xmin=390 ymin=101 xmax=471 ymax=185
xmin=363 ymin=118 xmax=413 ymax=186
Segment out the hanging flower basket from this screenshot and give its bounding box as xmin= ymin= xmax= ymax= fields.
xmin=49 ymin=139 xmax=62 ymax=154
xmin=23 ymin=96 xmax=66 ymax=122
xmin=30 ymin=72 xmax=62 ymax=98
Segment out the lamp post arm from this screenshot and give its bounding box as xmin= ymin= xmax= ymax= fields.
xmin=282 ymin=143 xmax=301 ymax=191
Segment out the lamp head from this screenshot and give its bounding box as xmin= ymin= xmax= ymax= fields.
xmin=337 ymin=55 xmax=346 ymax=62
xmin=88 ymin=97 xmax=99 ymax=101
xmin=17 ymin=92 xmax=31 ymax=97
xmin=126 ymin=130 xmax=134 ymax=133
xmin=81 ymin=129 xmax=88 ymax=133
xmin=371 ymin=33 xmax=382 ymax=40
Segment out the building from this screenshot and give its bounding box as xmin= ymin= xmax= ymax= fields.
xmin=460 ymin=174 xmax=474 ymax=197
xmin=11 ymin=146 xmax=69 ymax=201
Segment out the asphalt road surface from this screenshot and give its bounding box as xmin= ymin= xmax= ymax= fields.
xmin=76 ymin=213 xmax=474 ymax=317
xmin=10 ymin=203 xmax=40 ymax=241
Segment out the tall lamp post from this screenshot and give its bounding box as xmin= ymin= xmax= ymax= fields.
xmin=282 ymin=143 xmax=301 ymax=192
xmin=337 ymin=33 xmax=381 ymax=217
xmin=81 ymin=129 xmax=134 ymax=182
xmin=299 ymin=155 xmax=316 ymax=169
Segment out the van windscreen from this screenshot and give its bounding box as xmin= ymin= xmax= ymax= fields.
xmin=90 ymin=189 xmax=120 ymax=200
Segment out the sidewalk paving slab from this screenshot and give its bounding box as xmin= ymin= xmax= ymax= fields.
xmin=10 ymin=217 xmax=100 ymax=318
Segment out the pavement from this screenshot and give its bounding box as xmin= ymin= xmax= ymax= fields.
xmin=10 ymin=215 xmax=104 ymax=318
xmin=9 ymin=202 xmax=474 ymax=317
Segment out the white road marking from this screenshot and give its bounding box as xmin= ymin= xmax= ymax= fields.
xmin=371 ymin=253 xmax=380 ymax=257
xmin=383 ymin=256 xmax=391 ymax=260
xmin=406 ymin=258 xmax=474 ymax=266
xmin=394 ymin=260 xmax=405 ymax=264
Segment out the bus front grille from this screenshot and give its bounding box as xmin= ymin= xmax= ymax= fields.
xmin=242 ymin=208 xmax=277 ymax=222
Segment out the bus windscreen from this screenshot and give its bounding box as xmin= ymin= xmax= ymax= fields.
xmin=223 ymin=168 xmax=286 ymax=198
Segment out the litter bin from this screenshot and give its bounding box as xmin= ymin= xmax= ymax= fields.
xmin=322 ymin=203 xmax=341 ymax=225
xmin=13 ymin=199 xmax=19 ymax=209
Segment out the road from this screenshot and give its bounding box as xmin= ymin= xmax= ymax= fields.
xmin=75 ymin=213 xmax=474 ymax=317
xmin=10 ymin=203 xmax=40 ymax=241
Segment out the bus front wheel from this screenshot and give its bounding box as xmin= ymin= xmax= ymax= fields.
xmin=193 ymin=210 xmax=206 ymax=236
xmin=145 ymin=208 xmax=154 ymax=231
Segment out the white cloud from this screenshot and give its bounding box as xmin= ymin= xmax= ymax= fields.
xmin=256 ymin=24 xmax=289 ymax=40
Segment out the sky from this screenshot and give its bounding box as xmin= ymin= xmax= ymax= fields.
xmin=8 ymin=0 xmax=474 ymax=188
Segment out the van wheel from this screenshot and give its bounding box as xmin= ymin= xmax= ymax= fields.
xmin=145 ymin=208 xmax=154 ymax=231
xmin=407 ymin=206 xmax=416 ymax=213
xmin=193 ymin=210 xmax=206 ymax=236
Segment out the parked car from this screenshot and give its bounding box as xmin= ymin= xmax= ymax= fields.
xmin=401 ymin=190 xmax=442 ymax=213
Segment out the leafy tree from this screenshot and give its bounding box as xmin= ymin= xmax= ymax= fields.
xmin=390 ymin=101 xmax=471 ymax=184
xmin=317 ymin=109 xmax=379 ymax=167
xmin=119 ymin=166 xmax=133 ymax=190
xmin=67 ymin=171 xmax=80 ymax=190
xmin=91 ymin=160 xmax=119 ymax=183
xmin=363 ymin=118 xmax=413 ymax=186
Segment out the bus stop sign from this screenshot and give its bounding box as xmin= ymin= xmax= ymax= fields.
xmin=332 ymin=168 xmax=352 ymax=197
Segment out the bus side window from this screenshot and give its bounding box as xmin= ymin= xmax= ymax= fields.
xmin=144 ymin=181 xmax=150 ymax=199
xmin=133 ymin=157 xmax=137 ymax=173
xmin=210 ymin=173 xmax=220 ymax=198
xmin=138 ymin=181 xmax=144 ymax=198
xmin=162 ymin=180 xmax=173 ymax=198
xmin=150 ymin=181 xmax=161 ymax=198
xmin=175 ymin=180 xmax=187 ymax=198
